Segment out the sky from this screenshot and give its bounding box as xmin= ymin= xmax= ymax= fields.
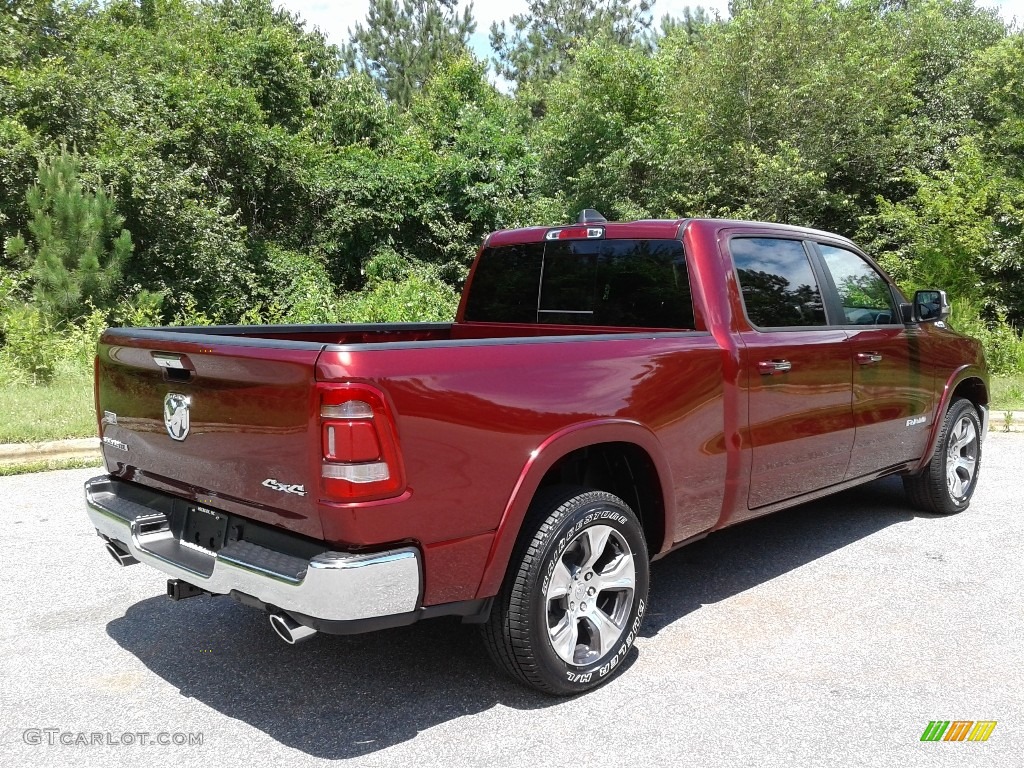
xmin=275 ymin=0 xmax=1024 ymax=63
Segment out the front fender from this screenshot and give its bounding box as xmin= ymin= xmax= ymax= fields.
xmin=473 ymin=419 xmax=674 ymax=600
xmin=914 ymin=364 xmax=989 ymax=473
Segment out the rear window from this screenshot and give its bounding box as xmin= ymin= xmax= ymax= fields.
xmin=463 ymin=239 xmax=695 ymax=329
xmin=730 ymin=237 xmax=827 ymax=328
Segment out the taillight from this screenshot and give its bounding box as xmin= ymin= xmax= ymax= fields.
xmin=545 ymin=226 xmax=604 ymax=240
xmin=319 ymin=384 xmax=405 ymax=502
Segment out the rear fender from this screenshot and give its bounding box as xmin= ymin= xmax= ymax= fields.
xmin=473 ymin=419 xmax=673 ymax=600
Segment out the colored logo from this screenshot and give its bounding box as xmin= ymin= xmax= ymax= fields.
xmin=920 ymin=721 xmax=997 ymax=742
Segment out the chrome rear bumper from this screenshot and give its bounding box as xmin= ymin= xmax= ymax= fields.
xmin=84 ymin=476 xmax=421 ymax=623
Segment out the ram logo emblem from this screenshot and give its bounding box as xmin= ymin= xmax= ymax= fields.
xmin=164 ymin=393 xmax=191 ymax=441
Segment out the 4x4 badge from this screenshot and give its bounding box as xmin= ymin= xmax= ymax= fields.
xmin=164 ymin=393 xmax=191 ymax=441
xmin=262 ymin=478 xmax=307 ymax=497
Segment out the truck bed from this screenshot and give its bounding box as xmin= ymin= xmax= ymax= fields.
xmin=96 ymin=320 xmax=727 ymax=605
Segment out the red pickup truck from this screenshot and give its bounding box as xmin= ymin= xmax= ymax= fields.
xmin=85 ymin=214 xmax=988 ymax=694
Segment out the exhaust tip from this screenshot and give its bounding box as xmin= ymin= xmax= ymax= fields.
xmin=269 ymin=613 xmax=317 ymax=645
xmin=105 ymin=541 xmax=138 ymax=567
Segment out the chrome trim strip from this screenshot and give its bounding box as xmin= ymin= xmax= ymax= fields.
xmin=84 ymin=477 xmax=421 ymax=622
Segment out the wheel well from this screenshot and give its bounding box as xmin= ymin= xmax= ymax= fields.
xmin=537 ymin=442 xmax=666 ymax=556
xmin=952 ymin=377 xmax=988 ymax=409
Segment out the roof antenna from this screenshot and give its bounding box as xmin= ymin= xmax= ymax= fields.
xmin=577 ymin=209 xmax=607 ymax=224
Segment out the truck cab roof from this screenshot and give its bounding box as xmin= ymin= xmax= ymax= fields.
xmin=484 ymin=216 xmax=854 ymax=249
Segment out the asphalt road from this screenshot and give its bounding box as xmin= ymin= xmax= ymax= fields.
xmin=2 ymin=434 xmax=1021 ymax=767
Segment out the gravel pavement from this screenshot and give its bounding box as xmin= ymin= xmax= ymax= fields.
xmin=1 ymin=434 xmax=1021 ymax=767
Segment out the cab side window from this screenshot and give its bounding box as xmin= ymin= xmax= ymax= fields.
xmin=818 ymin=245 xmax=900 ymax=325
xmin=730 ymin=237 xmax=827 ymax=328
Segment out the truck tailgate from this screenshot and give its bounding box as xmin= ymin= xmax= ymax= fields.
xmin=96 ymin=330 xmax=325 ymax=539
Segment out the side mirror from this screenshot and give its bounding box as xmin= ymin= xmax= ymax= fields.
xmin=913 ymin=289 xmax=950 ymax=324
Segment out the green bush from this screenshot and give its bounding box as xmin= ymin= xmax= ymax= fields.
xmin=113 ymin=289 xmax=165 ymax=327
xmin=64 ymin=306 xmax=111 ymax=368
xmin=169 ymin=295 xmax=216 ymax=327
xmin=0 ymin=303 xmax=62 ymax=384
xmin=266 ymin=246 xmax=342 ymax=324
xmin=0 ymin=302 xmax=115 ymax=384
xmin=951 ymin=300 xmax=1024 ymax=376
xmin=337 ymin=270 xmax=459 ymax=323
xmin=0 ymin=273 xmax=165 ymax=387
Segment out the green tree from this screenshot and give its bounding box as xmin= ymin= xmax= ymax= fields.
xmin=0 ymin=118 xmax=38 ymax=246
xmin=306 ymin=56 xmax=536 ymax=293
xmin=0 ymin=0 xmax=63 ymax=67
xmin=866 ymin=32 xmax=1024 ymax=324
xmin=647 ymin=0 xmax=1000 ymax=231
xmin=409 ymin=56 xmax=538 ymax=251
xmin=1 ymin=0 xmax=1022 ymax=378
xmin=656 ymin=6 xmax=716 ymax=44
xmin=343 ymin=0 xmax=477 ymax=107
xmin=489 ymin=0 xmax=654 ymax=90
xmin=0 ymin=0 xmax=349 ymax=321
xmin=534 ymin=42 xmax=680 ymax=219
xmin=5 ymin=150 xmax=132 ymax=325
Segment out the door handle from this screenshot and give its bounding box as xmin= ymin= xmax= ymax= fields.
xmin=758 ymin=359 xmax=792 ymax=375
xmin=857 ymin=352 xmax=883 ymax=365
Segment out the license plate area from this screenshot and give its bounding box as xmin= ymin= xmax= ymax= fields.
xmin=180 ymin=504 xmax=229 ymax=553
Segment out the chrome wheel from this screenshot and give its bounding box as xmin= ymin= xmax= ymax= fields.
xmin=483 ymin=488 xmax=650 ymax=694
xmin=903 ymin=399 xmax=982 ymax=516
xmin=544 ymin=524 xmax=636 ymax=666
xmin=946 ymin=415 xmax=978 ymax=501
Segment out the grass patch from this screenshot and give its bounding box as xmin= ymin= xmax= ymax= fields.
xmin=0 ymin=456 xmax=102 ymax=476
xmin=0 ymin=366 xmax=96 ymax=443
xmin=990 ymin=373 xmax=1024 ymax=412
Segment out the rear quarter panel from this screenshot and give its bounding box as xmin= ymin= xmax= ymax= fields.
xmin=316 ymin=334 xmax=727 ymax=603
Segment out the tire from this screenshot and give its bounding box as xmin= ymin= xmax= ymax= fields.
xmin=482 ymin=486 xmax=650 ymax=696
xmin=903 ymin=398 xmax=982 ymax=515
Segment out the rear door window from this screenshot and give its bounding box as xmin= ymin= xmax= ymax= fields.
xmin=730 ymin=237 xmax=828 ymax=328
xmin=464 ymin=239 xmax=695 ymax=329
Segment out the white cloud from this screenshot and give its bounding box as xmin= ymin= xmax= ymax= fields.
xmin=276 ymin=1 xmax=364 ymax=45
xmin=989 ymin=0 xmax=1024 ymax=22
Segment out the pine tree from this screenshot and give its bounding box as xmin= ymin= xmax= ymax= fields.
xmin=658 ymin=6 xmax=716 ymax=44
xmin=489 ymin=0 xmax=653 ymax=90
xmin=5 ymin=150 xmax=132 ymax=325
xmin=342 ymin=0 xmax=477 ymax=107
